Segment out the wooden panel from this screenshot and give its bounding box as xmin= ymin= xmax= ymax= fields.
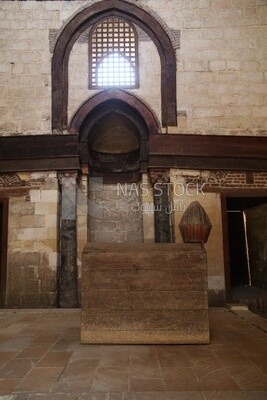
xmin=1 ymin=133 xmax=267 ymax=173
xmin=0 ymin=135 xmax=79 ymax=160
xmin=0 ymin=158 xmax=80 ymax=173
xmin=0 ymin=135 xmax=79 ymax=173
xmin=149 ymin=155 xmax=267 ymax=172
xmin=149 ymin=135 xmax=267 ymax=159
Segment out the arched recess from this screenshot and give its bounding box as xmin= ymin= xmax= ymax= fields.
xmin=52 ymin=0 xmax=177 ymax=131
xmin=70 ymin=89 xmax=159 ymax=174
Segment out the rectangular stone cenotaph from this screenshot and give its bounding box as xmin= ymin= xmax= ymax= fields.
xmin=81 ymin=243 xmax=210 ymax=344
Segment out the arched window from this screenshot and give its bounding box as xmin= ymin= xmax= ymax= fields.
xmin=89 ymin=17 xmax=138 ymax=89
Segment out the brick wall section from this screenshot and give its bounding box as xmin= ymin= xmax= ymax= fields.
xmin=207 ymin=171 xmax=267 ymax=189
xmin=180 ymin=171 xmax=267 ymax=189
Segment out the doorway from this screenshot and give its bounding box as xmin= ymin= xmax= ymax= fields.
xmin=0 ymin=198 xmax=8 ymax=308
xmin=226 ymin=196 xmax=267 ymax=316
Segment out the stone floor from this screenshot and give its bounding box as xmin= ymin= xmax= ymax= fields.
xmin=0 ymin=308 xmax=267 ymax=400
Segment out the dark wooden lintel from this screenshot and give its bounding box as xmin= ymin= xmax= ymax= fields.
xmin=149 ymin=155 xmax=267 ymax=172
xmin=0 ymin=158 xmax=80 ymax=173
xmin=0 ymin=135 xmax=80 ymax=173
xmin=149 ymin=134 xmax=267 ymax=171
xmin=149 ymin=134 xmax=267 ymax=159
xmin=1 ymin=133 xmax=267 ymax=173
xmin=0 ymin=134 xmax=79 ymax=160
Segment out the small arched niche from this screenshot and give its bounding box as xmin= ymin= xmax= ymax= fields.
xmin=70 ymin=92 xmax=159 ymax=244
xmin=70 ymin=90 xmax=159 ymax=176
xmin=87 ymin=108 xmax=142 ymax=174
xmin=90 ymin=112 xmax=139 ymax=154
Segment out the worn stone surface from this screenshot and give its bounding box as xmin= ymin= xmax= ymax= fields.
xmin=81 ymin=243 xmax=209 ymax=344
xmin=58 ymin=173 xmax=78 ymax=308
xmin=6 ymin=172 xmax=58 ymax=308
xmin=88 ymin=182 xmax=143 ymax=243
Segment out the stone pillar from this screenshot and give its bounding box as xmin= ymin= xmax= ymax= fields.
xmin=149 ymin=169 xmax=172 ymax=243
xmin=58 ymin=172 xmax=78 ymax=308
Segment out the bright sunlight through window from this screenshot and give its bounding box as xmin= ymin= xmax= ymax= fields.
xmin=89 ymin=17 xmax=138 ymax=88
xmin=97 ymin=53 xmax=135 ymax=87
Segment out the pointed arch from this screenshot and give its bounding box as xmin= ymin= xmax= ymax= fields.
xmin=70 ymin=89 xmax=158 ymax=173
xmin=69 ymin=89 xmax=160 ymax=136
xmin=52 ymin=0 xmax=177 ymax=131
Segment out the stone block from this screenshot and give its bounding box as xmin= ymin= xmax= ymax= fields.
xmin=40 ymin=189 xmax=58 ymax=203
xmin=20 ymin=215 xmax=44 ymax=229
xmin=81 ymin=243 xmax=209 ymax=344
xmin=10 ymin=202 xmax=34 ymax=215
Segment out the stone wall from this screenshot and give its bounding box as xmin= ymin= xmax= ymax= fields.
xmin=88 ymin=179 xmax=143 ymax=243
xmin=0 ymin=0 xmax=266 ymax=135
xmin=0 ymin=0 xmax=267 ymax=308
xmin=4 ymin=172 xmax=58 ymax=307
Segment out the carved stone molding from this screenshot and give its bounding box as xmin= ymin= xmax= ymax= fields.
xmin=58 ymin=172 xmax=78 ymax=188
xmin=149 ymin=169 xmax=170 ymax=186
xmin=183 ymin=171 xmax=229 ymax=186
xmin=0 ymin=173 xmax=25 ymax=188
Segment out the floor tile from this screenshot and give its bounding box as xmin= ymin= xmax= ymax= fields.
xmin=0 ymin=308 xmax=266 ymax=397
xmin=0 ymin=378 xmax=22 ymax=395
xmin=58 ymin=359 xmax=99 ymax=378
xmin=15 ymin=345 xmax=51 ymax=360
xmin=129 ymin=378 xmax=165 ymax=391
xmin=204 ymin=391 xmax=267 ymax=400
xmin=90 ymin=367 xmax=128 ymax=392
xmin=31 ymin=332 xmax=61 ymax=345
xmin=129 ymin=356 xmax=161 ymax=379
xmin=0 ymin=359 xmax=35 ymax=379
xmin=16 ymin=367 xmax=63 ymax=392
xmin=0 ymin=338 xmax=31 ymax=353
xmin=161 ymin=367 xmax=202 ymax=391
xmin=36 ymin=351 xmax=72 ymax=367
xmin=52 ymin=359 xmax=98 ymax=393
xmin=192 ymin=357 xmax=240 ymax=391
xmin=157 ymin=347 xmax=191 ymax=368
xmin=123 ymin=392 xmax=205 ymax=399
xmin=228 ymin=365 xmax=267 ymax=391
xmin=0 ymin=353 xmax=18 ymax=369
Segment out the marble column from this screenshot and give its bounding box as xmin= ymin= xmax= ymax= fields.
xmin=149 ymin=169 xmax=172 ymax=243
xmin=58 ymin=172 xmax=78 ymax=308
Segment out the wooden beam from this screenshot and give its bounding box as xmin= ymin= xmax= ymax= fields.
xmin=149 ymin=155 xmax=267 ymax=171
xmin=0 ymin=134 xmax=79 ymax=160
xmin=0 ymin=158 xmax=80 ymax=173
xmin=149 ymin=134 xmax=267 ymax=159
xmin=0 ymin=135 xmax=80 ymax=173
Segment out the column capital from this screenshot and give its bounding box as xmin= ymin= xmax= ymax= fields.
xmin=58 ymin=171 xmax=78 ymax=186
xmin=149 ymin=169 xmax=170 ymax=186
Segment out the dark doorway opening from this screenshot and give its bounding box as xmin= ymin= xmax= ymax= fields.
xmin=226 ymin=196 xmax=267 ymax=317
xmin=0 ymin=198 xmax=8 ymax=308
xmin=227 ymin=208 xmax=249 ymax=287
